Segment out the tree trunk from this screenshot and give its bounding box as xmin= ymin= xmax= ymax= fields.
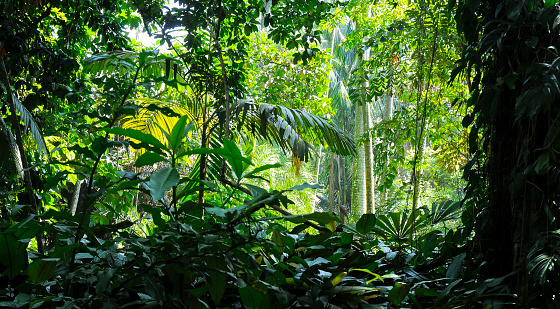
xmin=411 ymin=136 xmax=426 ymax=216
xmin=379 ymin=94 xmax=393 ymax=209
xmin=328 ymin=153 xmax=335 ymax=213
xmin=351 ymin=103 xmax=366 ymax=222
xmin=362 ymin=100 xmax=375 ymax=214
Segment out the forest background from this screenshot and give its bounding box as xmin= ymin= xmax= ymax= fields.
xmin=1 ymin=0 xmax=559 ymax=308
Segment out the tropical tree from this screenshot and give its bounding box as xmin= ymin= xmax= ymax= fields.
xmin=454 ymin=0 xmax=560 ymax=305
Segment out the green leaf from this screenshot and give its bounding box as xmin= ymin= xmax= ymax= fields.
xmin=207 ymin=256 xmax=228 ymax=305
xmin=331 ymin=272 xmax=347 ymax=286
xmin=349 ymin=268 xmax=384 ymax=283
xmin=388 ymin=282 xmax=410 ymax=306
xmin=242 ymin=163 xmax=282 ymax=180
xmin=149 ymin=167 xmax=180 ymax=201
xmin=356 ymin=214 xmax=376 ymax=234
xmin=239 ymin=286 xmax=264 ymax=309
xmin=282 ymin=212 xmax=340 ymax=225
xmin=134 ymin=152 xmax=168 ymax=167
xmin=105 ymin=127 xmax=167 ymax=151
xmin=169 ymin=115 xmax=192 ymax=152
xmin=96 ymin=268 xmax=117 ymax=297
xmin=535 ymin=151 xmax=549 ymax=174
xmin=142 ymin=274 xmax=165 ymax=302
xmin=209 ymin=269 xmax=227 ymax=305
xmin=446 ymin=252 xmax=466 ymax=279
xmin=142 ymin=204 xmax=166 ymax=228
xmin=27 ymin=258 xmax=58 ymax=284
xmin=223 ymin=139 xmax=251 ymax=180
xmin=0 ymin=224 xmax=39 ymax=279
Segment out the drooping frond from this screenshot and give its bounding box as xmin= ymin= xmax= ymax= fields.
xmin=11 ymin=93 xmax=49 ymax=157
xmin=227 ymin=100 xmax=355 ymax=162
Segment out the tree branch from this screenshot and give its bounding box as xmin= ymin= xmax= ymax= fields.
xmin=219 ymin=178 xmax=340 ymax=233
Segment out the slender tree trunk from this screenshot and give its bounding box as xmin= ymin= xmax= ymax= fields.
xmin=328 ymin=153 xmax=335 ymax=213
xmin=351 ymin=104 xmax=366 ymax=222
xmin=362 ymin=100 xmax=375 ymax=214
xmin=379 ymin=94 xmax=393 ymax=209
xmin=351 ymin=48 xmax=376 ymax=219
xmin=313 ymin=144 xmax=323 ymax=209
xmin=411 ymin=136 xmax=426 ymax=215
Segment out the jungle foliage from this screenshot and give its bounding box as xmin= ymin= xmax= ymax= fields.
xmin=0 ymin=0 xmax=559 ymax=308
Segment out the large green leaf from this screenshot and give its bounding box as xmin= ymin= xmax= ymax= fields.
xmin=11 ymin=94 xmax=49 ymax=156
xmin=230 ymin=100 xmax=355 ymax=162
xmin=134 ymin=152 xmax=168 ymax=167
xmin=169 ymin=115 xmax=193 ymax=153
xmin=388 ymin=282 xmax=410 ymax=306
xmin=223 ymin=139 xmax=250 ymax=180
xmin=356 ymin=214 xmax=376 ymax=234
xmin=239 ymin=286 xmax=264 ymax=309
xmin=27 ymin=258 xmax=58 ymax=285
xmin=207 ymin=257 xmax=228 ymax=305
xmin=149 ymin=167 xmax=180 ymax=201
xmin=446 ymin=253 xmax=466 ymax=279
xmin=0 ymin=223 xmax=39 ymax=279
xmin=282 ymin=212 xmax=340 ymax=225
xmin=142 ymin=274 xmax=165 ymax=302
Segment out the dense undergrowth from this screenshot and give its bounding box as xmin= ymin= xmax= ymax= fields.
xmin=0 ymin=42 xmax=515 ymax=308
xmin=0 ymin=100 xmax=510 ymax=308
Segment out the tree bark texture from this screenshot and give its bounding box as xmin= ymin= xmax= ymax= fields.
xmin=351 ymin=102 xmax=366 ymax=222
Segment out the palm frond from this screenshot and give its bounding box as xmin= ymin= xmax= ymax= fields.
xmin=121 ymin=98 xmax=197 ymax=152
xmin=528 ymin=232 xmax=560 ymax=285
xmin=228 ymin=100 xmax=355 ymax=162
xmin=11 ymin=93 xmax=49 ymax=157
xmin=83 ymin=50 xmax=186 ymax=85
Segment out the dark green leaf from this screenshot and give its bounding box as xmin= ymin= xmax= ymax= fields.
xmin=134 ymin=152 xmax=168 ymax=167
xmin=27 ymin=258 xmax=58 ymax=284
xmin=239 ymin=286 xmax=264 ymax=309
xmin=142 ymin=274 xmax=165 ymax=302
xmin=282 ymin=212 xmax=340 ymax=225
xmin=356 ymin=214 xmax=376 ymax=234
xmin=170 ymin=115 xmax=191 ymax=152
xmin=446 ymin=252 xmax=466 ymax=279
xmin=388 ymin=282 xmax=410 ymax=306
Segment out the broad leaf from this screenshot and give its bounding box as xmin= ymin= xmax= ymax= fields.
xmin=446 ymin=252 xmax=466 ymax=279
xmin=169 ymin=115 xmax=192 ymax=153
xmin=134 ymin=152 xmax=168 ymax=167
xmin=239 ymin=286 xmax=264 ymax=309
xmin=282 ymin=212 xmax=340 ymax=225
xmin=149 ymin=167 xmax=180 ymax=201
xmin=0 ymin=224 xmax=39 ymax=279
xmin=27 ymin=258 xmax=58 ymax=285
xmin=356 ymin=214 xmax=376 ymax=234
xmin=388 ymin=282 xmax=410 ymax=306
